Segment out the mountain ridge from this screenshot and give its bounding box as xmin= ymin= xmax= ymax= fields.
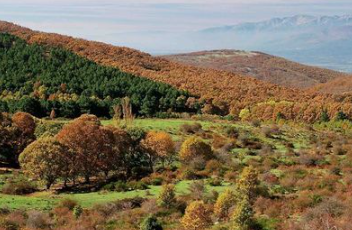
xmin=201 ymin=15 xmax=352 ymax=33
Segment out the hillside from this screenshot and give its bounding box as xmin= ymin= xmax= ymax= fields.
xmin=163 ymin=50 xmax=346 ymax=89
xmin=0 ymin=33 xmax=192 ymax=118
xmin=2 ymin=21 xmax=352 ymax=122
xmin=0 ymin=21 xmax=302 ymax=109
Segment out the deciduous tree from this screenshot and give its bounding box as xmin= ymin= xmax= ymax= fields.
xmin=181 ymin=201 xmax=212 ymax=230
xmin=19 ymin=137 xmax=71 ymax=189
xmin=179 ymin=137 xmax=213 ymax=163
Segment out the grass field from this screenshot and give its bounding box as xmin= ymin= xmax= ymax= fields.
xmin=0 ymin=180 xmax=231 ymax=210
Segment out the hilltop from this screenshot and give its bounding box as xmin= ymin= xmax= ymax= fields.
xmin=163 ymin=50 xmax=346 ymax=89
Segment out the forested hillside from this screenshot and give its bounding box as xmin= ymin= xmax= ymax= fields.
xmin=1 ymin=21 xmax=352 ymax=122
xmin=0 ymin=33 xmax=195 ymax=118
xmin=163 ymin=50 xmax=346 ymax=89
xmin=0 ymin=21 xmax=300 ymax=106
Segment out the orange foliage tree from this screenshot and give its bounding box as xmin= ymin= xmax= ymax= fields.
xmin=56 ymin=115 xmax=111 ymax=182
xmin=141 ymin=131 xmax=175 ymax=171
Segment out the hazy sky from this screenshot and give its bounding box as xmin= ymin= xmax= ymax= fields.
xmin=0 ymin=0 xmax=351 ymax=52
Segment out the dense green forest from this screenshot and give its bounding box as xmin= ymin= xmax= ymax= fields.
xmin=0 ymin=33 xmax=198 ymax=118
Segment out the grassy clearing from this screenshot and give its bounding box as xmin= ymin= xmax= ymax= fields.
xmin=0 ymin=180 xmax=231 ymax=210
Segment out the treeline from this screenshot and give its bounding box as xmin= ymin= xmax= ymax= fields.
xmin=0 ymin=33 xmax=199 ymax=118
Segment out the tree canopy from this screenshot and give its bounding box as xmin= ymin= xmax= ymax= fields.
xmin=0 ymin=33 xmax=196 ymax=118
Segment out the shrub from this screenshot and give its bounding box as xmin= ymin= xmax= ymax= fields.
xmin=26 ymin=210 xmax=51 ymax=229
xmin=251 ymin=120 xmax=261 ymax=127
xmin=189 ymin=156 xmax=207 ymax=171
xmin=179 ymin=137 xmax=213 ymax=163
xmin=58 ymin=198 xmax=78 ymax=211
xmin=158 ymin=184 xmax=176 ymax=209
xmin=0 ymin=219 xmax=20 ymax=230
xmin=224 ymin=126 xmax=239 ymax=139
xmin=127 ymin=181 xmax=149 ymax=191
xmin=73 ymin=205 xmax=83 ymax=219
xmin=1 ymin=177 xmax=37 ymax=195
xmin=188 ymin=180 xmax=206 ymax=201
xmin=212 ymin=134 xmax=229 ymax=150
xmin=150 ymin=178 xmax=163 ymax=186
xmin=140 ymin=215 xmax=163 ymax=230
xmin=208 ymin=177 xmax=222 ymax=187
xmin=180 ymin=123 xmax=203 ymax=134
xmin=115 ymin=181 xmax=128 ymax=192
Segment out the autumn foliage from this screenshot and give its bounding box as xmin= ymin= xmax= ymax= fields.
xmin=181 ymin=201 xmax=212 ymax=230
xmin=1 ymin=21 xmax=352 ymax=122
xmin=19 ymin=137 xmax=71 ymax=189
xmin=179 ymin=137 xmax=213 ymax=162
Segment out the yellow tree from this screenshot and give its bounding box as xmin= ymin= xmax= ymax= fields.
xmin=142 ymin=131 xmax=175 ymax=171
xmin=158 ymin=184 xmax=176 ymax=209
xmin=230 ymin=198 xmax=253 ymax=230
xmin=235 ymin=166 xmax=259 ymax=203
xmin=181 ymin=201 xmax=212 ymax=230
xmin=19 ymin=137 xmax=71 ymax=189
xmin=179 ymin=136 xmax=213 ymax=162
xmin=214 ymin=189 xmax=236 ymax=220
xmin=230 ymin=166 xmax=259 ymax=230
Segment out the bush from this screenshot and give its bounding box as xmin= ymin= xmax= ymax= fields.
xmin=180 ymin=123 xmax=203 ymax=134
xmin=224 ymin=126 xmax=239 ymax=139
xmin=127 ymin=181 xmax=149 ymax=191
xmin=1 ymin=177 xmax=37 ymax=195
xmin=140 ymin=215 xmax=163 ymax=230
xmin=208 ymin=177 xmax=222 ymax=187
xmin=151 ymin=178 xmax=163 ymax=186
xmin=26 ymin=210 xmax=51 ymax=229
xmin=188 ymin=180 xmax=206 ymax=201
xmin=158 ymin=184 xmax=176 ymax=208
xmin=115 ymin=181 xmax=128 ymax=192
xmin=0 ymin=219 xmax=20 ymax=230
xmin=57 ymin=198 xmax=78 ymax=210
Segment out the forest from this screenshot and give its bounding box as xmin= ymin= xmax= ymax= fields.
xmin=0 ymin=33 xmax=197 ymax=118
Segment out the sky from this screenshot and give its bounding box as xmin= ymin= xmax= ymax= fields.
xmin=0 ymin=0 xmax=351 ymax=53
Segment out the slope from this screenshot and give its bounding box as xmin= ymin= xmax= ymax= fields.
xmin=163 ymin=50 xmax=346 ymax=89
xmin=0 ymin=33 xmax=192 ymax=118
xmin=0 ymin=21 xmax=301 ymax=109
xmin=308 ymin=76 xmax=352 ymax=95
xmin=2 ymin=21 xmax=352 ymax=123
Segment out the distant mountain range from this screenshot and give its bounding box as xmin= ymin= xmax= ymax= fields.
xmin=202 ymin=15 xmax=352 ymax=32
